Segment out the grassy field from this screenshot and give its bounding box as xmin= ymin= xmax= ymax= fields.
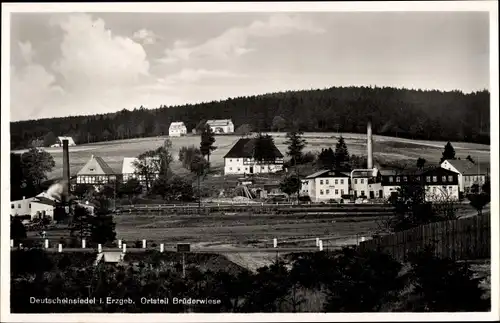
xmin=13 ymin=132 xmax=490 ymax=180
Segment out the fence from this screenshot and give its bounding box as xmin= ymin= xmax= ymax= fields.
xmin=358 ymin=215 xmax=491 ymax=261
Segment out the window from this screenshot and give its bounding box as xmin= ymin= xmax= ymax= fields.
xmin=432 ymin=187 xmax=436 ymax=193
xmin=416 ymin=176 xmax=421 ymax=181
xmin=89 ymin=168 xmax=95 ymax=172
xmin=403 ymin=176 xmax=408 ymax=182
xmin=360 ymin=179 xmax=364 ymax=184
xmin=320 ymin=190 xmax=324 ymax=195
xmin=340 ymin=179 xmax=344 ymax=184
xmin=236 ymin=159 xmax=239 ymax=162
xmin=245 ymin=167 xmax=248 ymax=171
xmin=433 ymin=176 xmax=437 ymax=182
xmin=11 ymin=204 xmax=14 ymax=209
xmin=29 ymin=204 xmax=31 ymax=208
xmin=361 ymin=190 xmax=365 ymax=196
xmin=426 ymin=176 xmax=431 ymax=182
xmin=18 ymin=204 xmax=21 ymax=208
xmin=396 ymin=177 xmax=400 ymax=183
xmin=389 ymin=176 xmax=393 ymax=183
xmin=320 ymin=180 xmax=323 ymax=185
xmin=341 ymin=189 xmax=345 ymax=195
xmin=230 ymin=159 xmax=232 ymax=162
xmin=237 ymin=168 xmax=241 ymax=171
xmin=325 ymin=180 xmax=329 ymax=185
xmin=335 ymin=179 xmax=338 ymax=185
xmin=354 ymin=179 xmax=358 ymax=184
xmin=442 ymin=176 xmax=447 ymax=182
xmin=326 ymin=189 xmax=330 ymax=194
xmin=449 ymin=186 xmax=453 ymax=191
xmin=335 ymin=189 xmax=339 ymax=195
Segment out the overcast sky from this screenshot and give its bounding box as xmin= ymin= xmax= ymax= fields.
xmin=9 ymin=11 xmax=490 ymax=121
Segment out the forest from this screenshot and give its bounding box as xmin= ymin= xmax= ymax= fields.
xmin=10 ymin=86 xmax=490 ymax=150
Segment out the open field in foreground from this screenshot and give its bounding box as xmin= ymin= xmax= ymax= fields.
xmin=14 ymin=132 xmax=490 ymax=180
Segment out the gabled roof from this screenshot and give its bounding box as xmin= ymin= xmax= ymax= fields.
xmin=305 ymin=169 xmax=349 ymax=179
xmin=442 ymin=159 xmax=490 ymax=175
xmin=223 ymin=138 xmax=283 ymax=159
xmin=77 ymin=155 xmax=115 ymax=176
xmin=33 ymin=196 xmax=57 ymax=206
xmin=207 ymin=119 xmax=233 ymax=126
xmin=169 ymin=121 xmax=186 ymax=129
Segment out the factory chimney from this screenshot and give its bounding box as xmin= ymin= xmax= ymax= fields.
xmin=62 ymin=139 xmax=70 ymax=194
xmin=367 ymin=122 xmax=373 ymax=169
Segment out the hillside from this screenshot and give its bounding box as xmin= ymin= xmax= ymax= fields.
xmin=17 ymin=132 xmax=489 ymax=182
xmin=10 ymin=86 xmax=490 ymax=149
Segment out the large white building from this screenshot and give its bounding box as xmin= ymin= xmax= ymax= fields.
xmin=223 ymin=138 xmax=284 ymax=175
xmin=51 ymin=136 xmax=76 ymax=147
xmin=440 ymin=159 xmax=489 ymax=193
xmin=301 ymin=170 xmax=350 ymax=202
xmin=10 ymin=194 xmax=57 ymax=220
xmin=350 ymin=170 xmax=383 ymax=200
xmin=380 ymin=167 xmax=460 ymax=202
xmin=206 ymin=119 xmax=234 ymax=134
xmin=168 ymin=122 xmax=187 ymax=137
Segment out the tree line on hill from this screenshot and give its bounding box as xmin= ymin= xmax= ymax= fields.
xmin=10 ymin=245 xmax=490 ymax=313
xmin=10 ymin=86 xmax=490 ymax=150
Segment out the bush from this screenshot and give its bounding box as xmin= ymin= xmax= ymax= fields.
xmin=400 ymin=246 xmax=490 ymax=312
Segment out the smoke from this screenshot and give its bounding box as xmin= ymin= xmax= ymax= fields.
xmin=45 ymin=180 xmax=68 ymax=201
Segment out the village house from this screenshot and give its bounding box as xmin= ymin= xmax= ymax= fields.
xmin=349 ymin=169 xmax=383 ymax=200
xmin=440 ymin=159 xmax=489 ymax=193
xmin=421 ymin=167 xmax=460 ymax=201
xmin=51 ymin=136 xmax=76 ymax=147
xmin=10 ymin=194 xmax=57 ymax=220
xmin=223 ymin=138 xmax=284 ymax=175
xmin=302 ymin=170 xmax=350 ymax=202
xmin=121 ymin=157 xmax=160 ymax=186
xmin=206 ymin=119 xmax=234 ymax=134
xmin=168 ymin=122 xmax=187 ymax=137
xmin=76 ymin=155 xmax=117 ymax=186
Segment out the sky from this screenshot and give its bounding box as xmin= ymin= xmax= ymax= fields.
xmin=9 ymin=11 xmax=490 ymax=121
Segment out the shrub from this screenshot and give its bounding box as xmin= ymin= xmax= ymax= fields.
xmin=401 ymin=246 xmax=490 ymax=312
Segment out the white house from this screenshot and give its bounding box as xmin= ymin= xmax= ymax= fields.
xmin=223 ymin=138 xmax=284 ymax=175
xmin=76 ymin=155 xmax=117 ymax=186
xmin=10 ymin=197 xmax=36 ymax=217
xmin=350 ymin=170 xmax=383 ymax=199
xmin=206 ymin=119 xmax=234 ymax=134
xmin=422 ymin=167 xmax=460 ymax=201
xmin=121 ymin=157 xmax=160 ymax=186
xmin=168 ymin=122 xmax=187 ymax=137
xmin=440 ymin=159 xmax=489 ymax=193
xmin=10 ymin=194 xmax=57 ymax=220
xmin=302 ymin=170 xmax=350 ymax=202
xmin=51 ymin=136 xmax=76 ymax=147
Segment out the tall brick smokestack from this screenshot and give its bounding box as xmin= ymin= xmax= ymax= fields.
xmin=62 ymin=139 xmax=70 ymax=194
xmin=367 ymin=122 xmax=373 ymax=169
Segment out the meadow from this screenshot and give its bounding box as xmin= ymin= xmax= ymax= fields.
xmin=15 ymin=132 xmax=490 ymax=180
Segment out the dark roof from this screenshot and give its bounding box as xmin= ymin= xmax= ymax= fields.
xmin=95 ymin=156 xmax=115 ymax=175
xmin=223 ymin=138 xmax=283 ymax=159
xmin=33 ymin=196 xmax=57 ymax=206
xmin=443 ymin=159 xmax=490 ymax=175
xmin=305 ymin=169 xmax=349 ymax=179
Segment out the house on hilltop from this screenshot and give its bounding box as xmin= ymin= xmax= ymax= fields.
xmin=440 ymin=159 xmax=489 ymax=193
xmin=76 ymin=155 xmax=117 ymax=186
xmin=206 ymin=119 xmax=234 ymax=134
xmin=224 ymin=138 xmax=284 ymax=175
xmin=51 ymin=136 xmax=76 ymax=147
xmin=168 ymin=122 xmax=187 ymax=137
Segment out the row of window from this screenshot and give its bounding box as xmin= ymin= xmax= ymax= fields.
xmin=387 ymin=175 xmax=454 ymax=183
xmin=11 ymin=203 xmax=30 ymax=209
xmin=426 ymin=186 xmax=455 ymax=193
xmin=319 ymin=179 xmax=345 ymax=185
xmin=228 ymin=166 xmax=274 ymax=172
xmin=319 ymin=189 xmax=346 ymax=196
xmin=77 ymin=175 xmax=117 ymax=184
xmin=464 ymin=175 xmax=484 ymax=182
